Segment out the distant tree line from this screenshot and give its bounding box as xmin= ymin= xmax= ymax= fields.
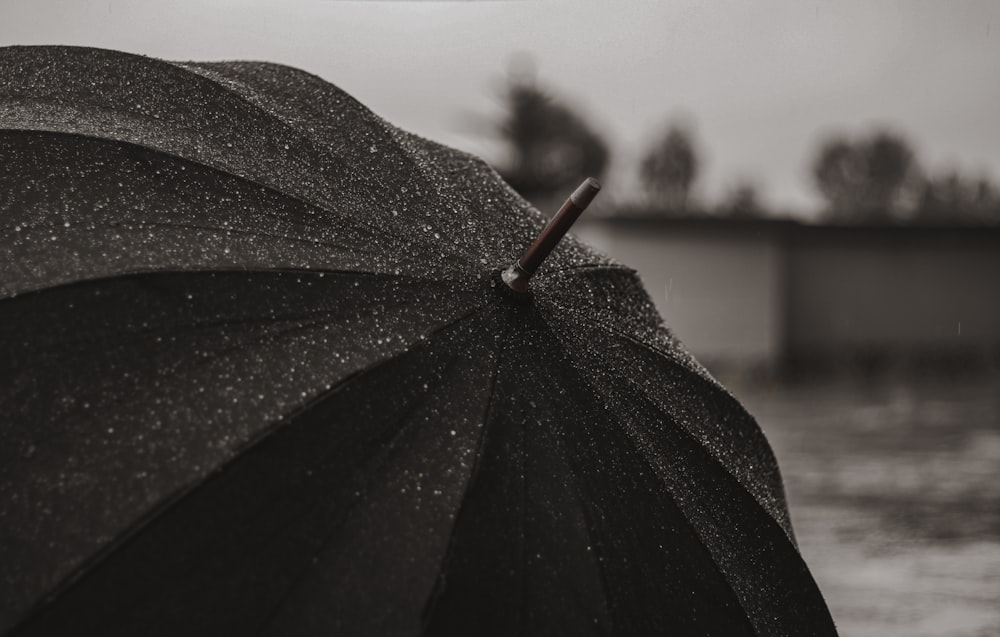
xmin=812 ymin=131 xmax=1000 ymax=225
xmin=493 ymin=73 xmax=1000 ymax=225
xmin=495 ymin=72 xmax=608 ymax=205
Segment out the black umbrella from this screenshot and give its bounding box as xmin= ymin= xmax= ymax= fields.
xmin=0 ymin=46 xmax=836 ymax=636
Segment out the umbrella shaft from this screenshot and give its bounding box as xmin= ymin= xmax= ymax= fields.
xmin=503 ymin=178 xmax=601 ymax=292
xmin=519 ymin=198 xmax=585 ymax=275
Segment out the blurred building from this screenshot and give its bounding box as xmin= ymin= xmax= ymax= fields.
xmin=577 ymin=217 xmax=1000 ymax=374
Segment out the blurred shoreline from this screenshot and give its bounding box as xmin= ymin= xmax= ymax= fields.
xmin=730 ymin=370 xmax=1000 ymax=637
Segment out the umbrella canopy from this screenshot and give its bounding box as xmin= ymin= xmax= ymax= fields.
xmin=0 ymin=46 xmax=836 ymax=636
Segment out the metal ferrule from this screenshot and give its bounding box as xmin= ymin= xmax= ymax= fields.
xmin=501 ymin=262 xmax=531 ymax=293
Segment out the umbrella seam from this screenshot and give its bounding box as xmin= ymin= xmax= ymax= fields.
xmin=544 ymin=307 xmax=823 ymax=634
xmin=0 ymin=127 xmax=462 ymax=265
xmin=537 ymin=300 xmax=711 ymax=383
xmin=158 ymin=62 xmax=500 ymax=261
xmin=528 ymin=312 xmax=757 ymax=635
xmin=541 ymin=307 xmax=795 ymax=541
xmin=0 ymin=102 xmax=324 ymax=189
xmin=1 ymin=218 xmax=390 ymax=259
xmin=547 ymin=413 xmax=616 ymax=635
xmin=1 ymin=268 xmax=470 ymax=304
xmin=518 ymin=372 xmax=526 ymax=637
xmin=7 ymin=307 xmax=488 ymax=633
xmin=9 ymin=312 xmax=352 ymax=452
xmin=250 ymin=316 xmax=485 ymax=636
xmin=10 ymin=47 xmax=319 ymax=161
xmin=543 ymin=263 xmax=635 ymax=277
xmin=418 ymin=313 xmax=508 ymax=633
xmin=556 ymin=361 xmax=763 ymax=637
xmin=105 ymin=220 xmax=391 ymax=255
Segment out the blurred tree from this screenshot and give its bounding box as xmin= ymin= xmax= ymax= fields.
xmin=914 ymin=172 xmax=1000 ymax=225
xmin=495 ymin=70 xmax=609 ymax=203
xmin=639 ymin=125 xmax=699 ymax=212
xmin=812 ymin=130 xmax=922 ymax=223
xmin=717 ymin=181 xmax=766 ymax=218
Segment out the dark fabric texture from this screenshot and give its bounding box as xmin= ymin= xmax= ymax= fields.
xmin=0 ymin=45 xmax=836 ymax=636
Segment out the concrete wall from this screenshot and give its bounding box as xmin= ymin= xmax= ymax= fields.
xmin=786 ymin=227 xmax=1000 ymax=359
xmin=576 ymin=219 xmax=784 ymax=368
xmin=579 ymin=217 xmax=1000 ymax=369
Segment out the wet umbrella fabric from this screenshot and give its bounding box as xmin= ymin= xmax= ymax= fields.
xmin=0 ymin=46 xmax=836 ymax=636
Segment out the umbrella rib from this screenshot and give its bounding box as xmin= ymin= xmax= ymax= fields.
xmin=12 ymin=303 xmax=345 ymax=356
xmin=179 ymin=59 xmax=472 ymax=225
xmin=0 ymin=127 xmax=446 ymax=260
xmin=527 ymin=312 xmax=778 ymax=634
xmin=518 ymin=378 xmax=527 ymax=637
xmin=194 ymin=303 xmax=490 ymax=467
xmin=0 ymin=103 xmax=321 ymax=190
xmin=543 ymin=262 xmax=636 ymax=277
xmin=542 ymin=306 xmax=793 ymax=539
xmin=559 ymin=364 xmax=762 ymax=636
xmin=10 ymin=309 xmax=405 ymax=484
xmin=417 ymin=317 xmax=508 ymax=631
xmin=180 ymin=63 xmax=485 ymax=262
xmin=102 ymin=220 xmax=389 ymax=256
xmin=551 ymin=307 xmax=832 ymax=634
xmin=59 ymin=57 xmax=486 ymax=260
xmin=10 ymin=307 xmax=488 ymax=632
xmin=1 ymin=89 xmax=320 ymax=185
xmin=546 ymin=414 xmax=616 ymax=631
xmin=126 ymin=62 xmax=529 ymax=268
xmin=1 ymin=267 xmax=467 ymax=306
xmin=528 ymin=314 xmax=756 ymax=635
xmin=171 ymin=61 xmax=381 ymax=171
xmin=248 ymin=308 xmax=490 ymax=636
xmin=543 ymin=302 xmax=720 ymax=389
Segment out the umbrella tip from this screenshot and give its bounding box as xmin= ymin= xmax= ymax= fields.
xmin=501 ymin=177 xmax=602 ymax=294
xmin=571 ymin=177 xmax=602 ymax=208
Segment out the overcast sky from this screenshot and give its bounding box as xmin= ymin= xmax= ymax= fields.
xmin=3 ymin=0 xmax=999 ymax=216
